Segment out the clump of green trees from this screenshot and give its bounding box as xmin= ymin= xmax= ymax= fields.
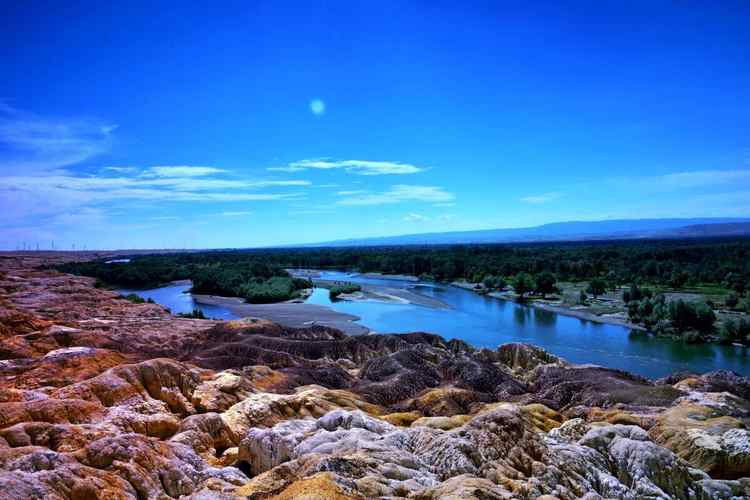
xmin=189 ymin=265 xmax=311 ymax=303
xmin=60 ymin=254 xmax=312 ymax=304
xmin=482 ymin=275 xmax=506 ymax=291
xmin=238 ymin=277 xmax=311 ymax=303
xmin=720 ymin=318 xmax=750 ymax=344
xmin=627 ymin=294 xmax=716 ymax=343
xmin=622 ymin=284 xmax=653 ymax=303
xmin=511 ymin=272 xmax=533 ymax=299
xmin=586 ymin=279 xmax=607 ymax=299
xmin=329 ymin=283 xmax=362 ymax=299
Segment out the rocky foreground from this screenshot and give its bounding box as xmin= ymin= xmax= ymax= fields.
xmin=1 ymin=255 xmax=750 ymax=499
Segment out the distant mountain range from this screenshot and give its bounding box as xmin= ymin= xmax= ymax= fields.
xmin=303 ymin=218 xmax=750 ymax=247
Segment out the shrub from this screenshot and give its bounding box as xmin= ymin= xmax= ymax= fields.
xmin=682 ymin=330 xmax=703 ymax=343
xmin=720 ymin=318 xmax=750 ymax=344
xmin=512 ymin=273 xmax=533 ymax=300
xmin=726 ymin=294 xmax=739 ymax=309
xmin=586 ymin=279 xmax=607 ymax=299
xmin=122 ymin=293 xmax=145 ymax=304
xmin=177 ymin=308 xmax=206 ymax=319
xmin=535 ymin=272 xmax=557 ymax=298
xmin=668 ymin=299 xmax=715 ymax=334
xmin=329 ymin=283 xmax=362 ymax=299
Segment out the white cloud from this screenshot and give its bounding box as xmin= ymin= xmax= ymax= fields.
xmin=520 ymin=192 xmax=562 ymax=204
xmin=269 ymin=159 xmax=424 ymax=176
xmin=0 ymin=174 xmax=308 ymax=195
xmin=143 ymin=166 xmax=226 ymax=177
xmin=102 ymin=166 xmax=137 ymax=173
xmin=337 ymin=185 xmax=454 ymax=206
xmin=138 ymin=178 xmax=310 ymax=191
xmin=656 ymin=169 xmax=750 ymax=188
xmin=0 ymin=168 xmax=305 ymax=226
xmin=0 ymin=103 xmax=116 ymax=173
xmin=403 ymin=213 xmax=430 ymax=222
xmin=336 ymin=189 xmax=368 ymax=195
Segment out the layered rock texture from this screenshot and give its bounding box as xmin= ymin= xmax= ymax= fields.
xmin=1 ymin=254 xmax=750 ymax=499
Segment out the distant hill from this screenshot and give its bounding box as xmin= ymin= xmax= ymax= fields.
xmin=667 ymin=222 xmax=750 ymax=237
xmin=304 ymin=218 xmax=750 ymax=247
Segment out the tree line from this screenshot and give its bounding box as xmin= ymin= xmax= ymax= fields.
xmin=55 ymin=238 xmax=750 ymax=322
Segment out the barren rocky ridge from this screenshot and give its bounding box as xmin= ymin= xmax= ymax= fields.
xmin=1 ymin=254 xmax=750 ymax=499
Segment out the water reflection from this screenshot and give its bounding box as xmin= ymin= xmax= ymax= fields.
xmin=513 ymin=307 xmax=529 ymax=326
xmin=532 ymin=308 xmax=557 ymax=327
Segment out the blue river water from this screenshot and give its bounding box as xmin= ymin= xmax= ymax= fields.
xmin=120 ymin=271 xmax=750 ymax=379
xmin=118 ymin=282 xmax=238 ymax=320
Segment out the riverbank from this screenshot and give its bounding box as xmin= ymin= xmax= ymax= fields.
xmin=192 ymin=293 xmax=370 ymax=335
xmin=522 ymin=299 xmax=647 ymax=331
xmin=359 ymin=272 xmax=419 ymax=282
xmin=402 ymin=278 xmax=648 ymax=331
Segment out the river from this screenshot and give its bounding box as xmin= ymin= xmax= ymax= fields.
xmin=119 ymin=271 xmax=750 ymax=378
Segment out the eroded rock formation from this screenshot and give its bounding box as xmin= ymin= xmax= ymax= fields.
xmin=1 ymin=253 xmax=750 ymax=498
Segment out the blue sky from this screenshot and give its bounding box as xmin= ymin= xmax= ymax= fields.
xmin=1 ymin=1 xmax=749 ymax=249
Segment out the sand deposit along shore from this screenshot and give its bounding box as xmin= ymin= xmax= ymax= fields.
xmin=193 ymin=293 xmax=370 ymax=335
xmin=312 ymin=278 xmax=450 ymax=309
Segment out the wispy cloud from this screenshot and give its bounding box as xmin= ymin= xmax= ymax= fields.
xmin=0 ymin=167 xmax=306 ymax=226
xmin=143 ymin=165 xmax=226 ymax=177
xmin=403 ymin=213 xmax=430 ymax=222
xmin=520 ymin=192 xmax=562 ymax=204
xmin=337 ymin=184 xmax=454 ymax=206
xmin=269 ymin=159 xmax=425 ymax=176
xmin=0 ymin=102 xmax=116 ymax=173
xmin=656 ymin=169 xmax=750 ymax=188
xmin=0 ymin=174 xmax=308 ymax=196
xmin=103 ymin=166 xmax=137 ymax=173
xmin=336 ymin=189 xmax=368 ymax=195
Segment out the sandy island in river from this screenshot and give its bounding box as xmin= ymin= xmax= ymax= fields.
xmin=192 ymin=294 xmax=371 ymax=335
xmin=312 ymin=279 xmax=450 ymax=309
xmin=192 ymin=277 xmax=451 ymax=336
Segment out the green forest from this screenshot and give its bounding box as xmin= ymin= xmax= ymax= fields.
xmin=56 ymin=237 xmax=750 ymax=340
xmin=56 ymin=255 xmax=311 ymax=304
